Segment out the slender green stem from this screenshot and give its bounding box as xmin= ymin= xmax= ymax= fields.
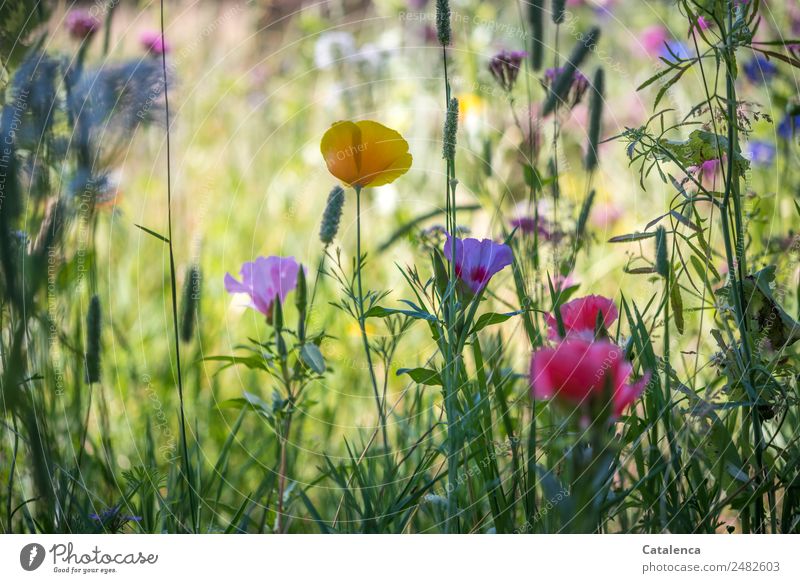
xmin=159 ymin=0 xmax=197 ymax=533
xmin=354 ymin=185 xmax=389 ymax=452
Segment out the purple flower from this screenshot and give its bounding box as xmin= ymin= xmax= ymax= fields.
xmin=89 ymin=506 xmax=141 ymax=525
xmin=66 ymin=9 xmax=100 ymax=40
xmin=743 ymin=56 xmax=778 ymax=84
xmin=544 ymin=67 xmax=589 ymax=107
xmin=140 ymin=29 xmax=171 ymax=55
xmin=224 ymin=256 xmax=301 ymax=317
xmin=443 ymin=235 xmax=513 ymax=294
xmin=744 ymin=141 xmax=776 ymax=167
xmin=489 ymin=50 xmax=528 ymax=92
xmin=510 ymin=215 xmax=554 ymax=241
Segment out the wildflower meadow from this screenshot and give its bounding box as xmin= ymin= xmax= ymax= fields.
xmin=2 ymin=0 xmax=800 ymax=549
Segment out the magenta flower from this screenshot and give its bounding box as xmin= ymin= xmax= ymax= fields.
xmin=224 ymin=256 xmax=301 ymax=317
xmin=545 ymin=294 xmax=618 ymax=341
xmin=443 ymin=235 xmax=513 ymax=294
xmin=140 ymin=29 xmax=171 ymax=55
xmin=66 ymin=9 xmax=101 ymax=40
xmin=639 ymin=25 xmax=669 ymax=56
xmin=530 ymin=338 xmax=649 ymax=417
xmin=689 ymin=157 xmax=725 ymax=191
xmin=510 ymin=215 xmax=554 ymax=241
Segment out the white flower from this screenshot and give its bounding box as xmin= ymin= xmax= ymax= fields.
xmin=314 ymin=31 xmax=356 ymax=70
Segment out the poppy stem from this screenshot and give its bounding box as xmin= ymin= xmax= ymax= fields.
xmin=354 ymin=185 xmax=389 ymax=452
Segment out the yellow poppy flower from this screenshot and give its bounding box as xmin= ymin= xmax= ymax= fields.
xmin=320 ymin=120 xmax=412 ymax=188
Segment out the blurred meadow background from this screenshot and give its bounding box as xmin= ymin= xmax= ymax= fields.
xmin=1 ymin=0 xmax=800 ymax=534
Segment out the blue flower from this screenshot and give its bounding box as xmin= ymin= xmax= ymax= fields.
xmin=744 ymin=141 xmax=776 ymax=167
xmin=743 ymin=56 xmax=778 ymax=84
xmin=778 ymin=114 xmax=800 ymax=141
xmin=659 ymin=41 xmax=691 ymax=61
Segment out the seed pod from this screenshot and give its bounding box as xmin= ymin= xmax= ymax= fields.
xmin=528 ymin=0 xmax=545 ymax=71
xmin=0 ymin=105 xmax=22 ymax=306
xmin=436 ymin=0 xmax=452 ymax=46
xmin=655 ymin=226 xmax=669 ymax=278
xmin=542 ymin=26 xmax=600 ymax=116
xmin=295 ymin=267 xmax=307 ymax=342
xmin=86 ymin=295 xmax=102 ymax=384
xmin=180 ymin=264 xmax=201 ymax=343
xmin=576 ymin=189 xmax=596 ymax=241
xmin=442 ymin=97 xmax=459 ymax=162
xmin=584 ymin=67 xmax=605 ymax=171
xmin=552 ymin=0 xmax=566 ymax=24
xmin=319 ymin=185 xmax=345 ymax=246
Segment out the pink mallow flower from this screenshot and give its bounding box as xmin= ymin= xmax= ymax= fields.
xmin=224 ymin=256 xmax=301 ymax=317
xmin=443 ymin=235 xmax=513 ymax=294
xmin=689 ymin=157 xmax=725 ymax=191
xmin=140 ymin=29 xmax=171 ymax=55
xmin=530 ymin=338 xmax=649 ymax=417
xmin=545 ymin=294 xmax=618 ymax=341
xmin=66 ymin=9 xmax=101 ymax=40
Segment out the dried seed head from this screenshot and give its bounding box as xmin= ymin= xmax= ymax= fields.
xmin=552 ymin=0 xmax=566 ymax=25
xmin=86 ymin=295 xmax=102 ymax=384
xmin=528 ymin=1 xmax=545 ymax=71
xmin=585 ymin=67 xmax=605 ymax=171
xmin=319 ymin=185 xmax=345 ymax=246
xmin=180 ymin=264 xmax=201 ymax=343
xmin=436 ymin=0 xmax=452 ymax=46
xmin=443 ymin=97 xmax=459 ymax=161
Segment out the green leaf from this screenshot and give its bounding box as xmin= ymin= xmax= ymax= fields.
xmin=469 ymin=311 xmax=522 ymax=335
xmin=134 ymin=223 xmax=170 ymax=243
xmin=299 ymin=343 xmax=326 ymax=374
xmin=363 ymin=305 xmax=437 ymax=322
xmin=608 ymin=231 xmax=656 ymax=243
xmin=636 ymin=65 xmax=680 ymax=91
xmin=396 ymin=367 xmax=443 ymax=386
xmin=203 ymin=354 xmax=270 ymax=371
xmin=670 ymin=282 xmax=684 ymax=334
xmin=218 ymin=392 xmax=271 ymax=415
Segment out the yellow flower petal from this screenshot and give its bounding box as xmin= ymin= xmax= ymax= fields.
xmin=320 ymin=120 xmax=412 ymax=188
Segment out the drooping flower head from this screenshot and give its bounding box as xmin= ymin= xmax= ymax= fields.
xmin=225 ymin=256 xmax=301 ymax=318
xmin=66 ymin=9 xmax=101 ymax=40
xmin=140 ymin=29 xmax=171 ymax=55
xmin=546 ymin=294 xmax=618 ymax=341
xmin=443 ymin=234 xmax=513 ymax=294
xmin=320 ymin=120 xmax=412 ymax=188
xmin=530 ymin=338 xmax=649 ymax=417
xmin=489 ymin=50 xmax=528 ymax=92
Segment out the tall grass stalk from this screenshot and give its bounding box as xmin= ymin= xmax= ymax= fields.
xmin=159 ymin=0 xmax=197 ymax=533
